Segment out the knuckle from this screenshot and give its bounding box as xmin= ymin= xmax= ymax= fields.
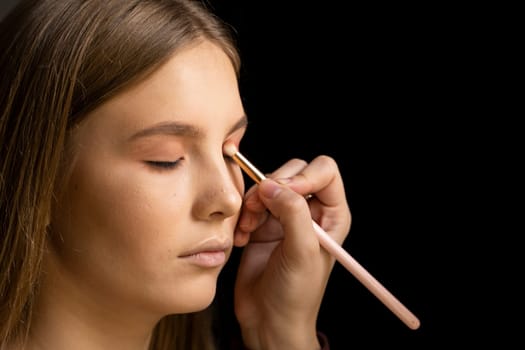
xmin=315 ymin=155 xmax=337 ymax=171
xmin=287 ymin=158 xmax=308 ymax=169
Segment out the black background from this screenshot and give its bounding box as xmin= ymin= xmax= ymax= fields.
xmin=207 ymin=1 xmax=502 ymax=349
xmin=1 ymin=1 xmax=510 ymax=349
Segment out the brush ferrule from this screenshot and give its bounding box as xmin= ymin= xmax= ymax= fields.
xmin=232 ymin=152 xmax=266 ymax=183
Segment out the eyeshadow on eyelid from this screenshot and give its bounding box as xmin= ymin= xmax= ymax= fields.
xmin=128 ymin=140 xmax=183 ymax=159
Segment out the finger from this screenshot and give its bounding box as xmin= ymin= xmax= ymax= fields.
xmin=257 ymin=178 xmax=321 ymax=264
xmin=234 ymin=209 xmax=271 ymax=247
xmin=267 ymin=158 xmax=308 ymax=180
xmin=276 ymin=155 xmax=347 ymax=207
xmin=242 ymin=158 xmax=308 ymax=205
xmin=274 ymin=156 xmax=352 ymax=244
xmin=237 ymin=158 xmax=309 ymax=235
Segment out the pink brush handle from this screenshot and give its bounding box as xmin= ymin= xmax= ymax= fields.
xmin=312 ymin=220 xmax=420 ymax=330
xmin=229 ymin=148 xmax=420 ymax=329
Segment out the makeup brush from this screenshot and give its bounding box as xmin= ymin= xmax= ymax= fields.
xmin=224 ymin=143 xmax=420 ymax=330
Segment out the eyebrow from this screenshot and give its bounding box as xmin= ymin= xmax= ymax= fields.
xmin=128 ymin=114 xmax=248 ymax=141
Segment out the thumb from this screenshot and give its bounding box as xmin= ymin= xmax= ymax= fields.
xmin=257 ymin=178 xmax=321 ymax=261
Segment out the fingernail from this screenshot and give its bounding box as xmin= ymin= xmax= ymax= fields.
xmin=275 ymin=177 xmax=292 ymax=185
xmin=260 ymin=179 xmax=282 ymax=198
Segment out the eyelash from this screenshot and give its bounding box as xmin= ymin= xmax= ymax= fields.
xmin=146 ymin=160 xmax=181 ymax=170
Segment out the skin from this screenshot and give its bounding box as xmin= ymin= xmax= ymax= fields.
xmin=32 ymin=40 xmax=246 ymax=349
xmin=26 ymin=39 xmax=351 ymax=350
xmin=234 ymin=159 xmax=351 ymax=349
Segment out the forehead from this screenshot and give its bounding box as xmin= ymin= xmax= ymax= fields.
xmin=73 ymin=40 xmax=245 ymax=145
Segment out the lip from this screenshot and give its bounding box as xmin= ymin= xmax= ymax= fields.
xmin=178 ymin=237 xmax=232 ymax=268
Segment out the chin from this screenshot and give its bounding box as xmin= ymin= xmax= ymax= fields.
xmin=163 ymin=274 xmax=219 ymax=314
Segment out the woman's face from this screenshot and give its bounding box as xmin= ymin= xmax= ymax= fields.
xmin=49 ymin=41 xmax=246 ymax=317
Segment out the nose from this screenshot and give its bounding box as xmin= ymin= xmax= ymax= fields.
xmin=192 ymin=157 xmax=243 ymax=221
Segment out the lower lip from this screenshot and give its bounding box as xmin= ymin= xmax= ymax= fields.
xmin=181 ymin=251 xmax=226 ymax=268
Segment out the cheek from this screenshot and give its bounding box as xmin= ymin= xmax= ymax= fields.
xmin=51 ymin=155 xmax=188 ymax=277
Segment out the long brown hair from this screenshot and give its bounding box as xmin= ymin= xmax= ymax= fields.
xmin=0 ymin=0 xmax=240 ymax=348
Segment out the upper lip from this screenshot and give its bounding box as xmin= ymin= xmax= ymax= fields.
xmin=178 ymin=237 xmax=232 ymax=257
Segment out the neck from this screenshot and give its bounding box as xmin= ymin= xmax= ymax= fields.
xmin=28 ymin=289 xmax=157 ymax=350
xmin=25 ymin=255 xmax=161 ymax=350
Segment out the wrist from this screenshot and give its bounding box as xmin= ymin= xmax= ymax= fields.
xmin=241 ymin=323 xmax=321 ymax=350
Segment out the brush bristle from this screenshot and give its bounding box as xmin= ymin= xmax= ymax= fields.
xmin=223 ymin=142 xmax=238 ymax=157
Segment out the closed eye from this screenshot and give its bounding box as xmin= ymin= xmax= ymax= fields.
xmin=145 ymin=160 xmax=181 ymax=170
